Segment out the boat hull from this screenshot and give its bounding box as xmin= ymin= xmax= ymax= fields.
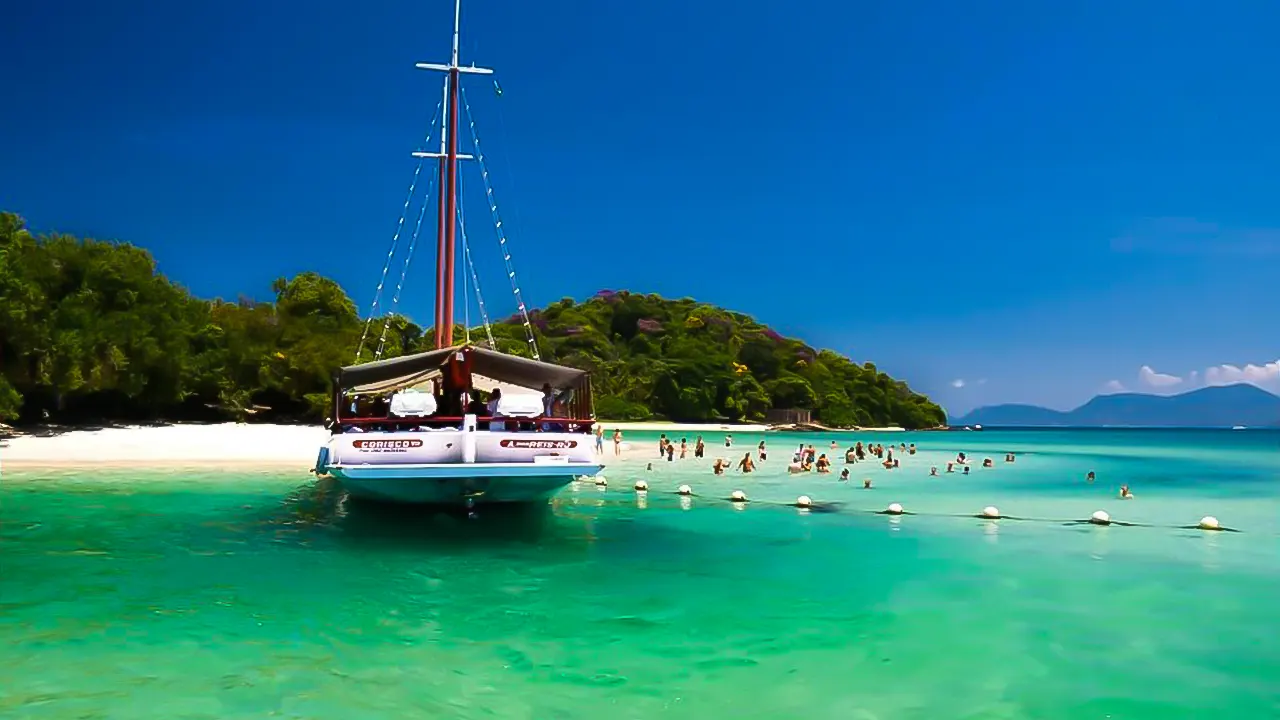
xmin=316 ymin=427 xmax=603 ymax=506
xmin=326 ymin=462 xmax=602 ymax=505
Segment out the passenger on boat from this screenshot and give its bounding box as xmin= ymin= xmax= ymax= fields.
xmin=542 ymin=383 xmax=556 ymax=416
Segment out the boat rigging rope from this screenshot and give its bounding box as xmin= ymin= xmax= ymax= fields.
xmin=459 ymin=86 xmax=540 ymax=360
xmin=457 ymin=177 xmax=497 ymax=349
xmin=374 ymin=157 xmax=438 ymax=361
xmin=356 ymin=94 xmax=444 ymax=362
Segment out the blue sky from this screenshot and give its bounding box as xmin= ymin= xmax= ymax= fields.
xmin=3 ymin=0 xmax=1278 ymax=414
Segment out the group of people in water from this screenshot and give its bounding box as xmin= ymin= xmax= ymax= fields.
xmin=627 ymin=433 xmax=1136 ymax=499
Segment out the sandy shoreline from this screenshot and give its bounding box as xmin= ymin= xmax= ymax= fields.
xmin=1 ymin=423 xmax=330 ymax=471
xmin=0 ymin=420 xmax=911 ymax=471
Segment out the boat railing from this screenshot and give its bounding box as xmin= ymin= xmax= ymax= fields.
xmin=332 ymin=415 xmax=595 ymax=434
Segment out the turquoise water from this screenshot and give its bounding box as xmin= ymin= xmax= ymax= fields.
xmin=2 ymin=429 xmax=1278 ymax=719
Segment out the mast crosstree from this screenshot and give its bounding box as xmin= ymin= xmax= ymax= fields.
xmin=359 ymin=0 xmax=538 ymax=363
xmin=415 ymin=0 xmax=492 ymax=349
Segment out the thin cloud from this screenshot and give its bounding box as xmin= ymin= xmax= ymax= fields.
xmin=1128 ymin=359 xmax=1280 ymax=393
xmin=1204 ymin=360 xmax=1280 ymax=388
xmin=951 ymin=379 xmax=966 ymax=388
xmin=1138 ymin=365 xmax=1182 ymax=388
xmin=1111 ymin=217 xmax=1280 ymax=257
xmin=1103 ymin=380 xmax=1125 ymax=393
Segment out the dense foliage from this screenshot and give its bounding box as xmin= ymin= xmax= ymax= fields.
xmin=0 ymin=213 xmax=945 ymax=428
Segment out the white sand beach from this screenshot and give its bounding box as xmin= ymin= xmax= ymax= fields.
xmin=0 ymin=422 xmax=692 ymax=470
xmin=0 ymin=419 xmax=911 ymax=471
xmin=1 ymin=423 xmax=330 ymax=470
xmin=598 ymin=421 xmax=771 ymax=433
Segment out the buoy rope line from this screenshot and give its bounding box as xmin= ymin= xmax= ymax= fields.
xmin=568 ymin=480 xmax=1241 ymax=532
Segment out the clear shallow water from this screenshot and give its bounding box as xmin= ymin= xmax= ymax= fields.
xmin=2 ymin=429 xmax=1278 ymax=719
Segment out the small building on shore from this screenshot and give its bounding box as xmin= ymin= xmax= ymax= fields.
xmin=765 ymin=408 xmax=812 ymax=426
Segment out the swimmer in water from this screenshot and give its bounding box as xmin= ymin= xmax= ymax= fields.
xmin=930 ymin=466 xmax=938 ymax=476
xmin=1086 ymin=471 xmax=1096 ymax=483
xmin=908 ymin=443 xmax=917 ymax=455
xmin=946 ymin=462 xmax=955 ymax=473
xmin=758 ymin=440 xmax=767 ymax=461
xmin=725 ymin=434 xmax=733 ymax=448
xmin=694 ymin=436 xmax=705 ymax=458
xmin=816 ymin=454 xmax=831 ymax=473
xmin=982 ymin=458 xmax=994 ymax=468
xmin=712 ymin=458 xmax=728 ymax=475
xmin=963 ymin=465 xmax=970 ymax=475
xmin=737 ymin=452 xmax=755 ymax=473
xmin=679 ymin=438 xmax=687 ymax=459
xmin=1005 ymin=453 xmax=1015 ymax=463
xmin=863 ymin=478 xmax=873 ymax=489
xmin=1119 ymin=484 xmax=1134 ymax=499
xmin=840 ymin=468 xmax=850 ymax=481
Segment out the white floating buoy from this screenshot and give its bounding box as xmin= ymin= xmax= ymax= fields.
xmin=886 ymin=502 xmax=904 ymax=515
xmin=1089 ymin=510 xmax=1111 ymax=526
xmin=981 ymin=506 xmax=1001 ymax=519
xmin=677 ymin=484 xmax=693 ymax=496
xmin=595 ymin=476 xmax=608 ymax=487
xmin=730 ymin=490 xmax=748 ymax=503
xmin=1198 ymin=515 xmax=1221 ymax=531
xmin=634 ymin=479 xmax=648 ymax=492
xmin=796 ymin=495 xmax=813 ymax=508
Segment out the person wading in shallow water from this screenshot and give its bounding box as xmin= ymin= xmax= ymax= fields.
xmin=737 ymin=452 xmax=755 ymax=473
xmin=694 ymin=436 xmax=705 ymax=458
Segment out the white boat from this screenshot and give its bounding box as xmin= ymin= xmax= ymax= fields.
xmin=313 ymin=0 xmax=603 ymax=505
xmin=315 ymin=346 xmax=602 ymax=505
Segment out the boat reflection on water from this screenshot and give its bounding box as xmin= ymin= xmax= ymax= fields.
xmin=271 ymin=476 xmax=594 ymax=549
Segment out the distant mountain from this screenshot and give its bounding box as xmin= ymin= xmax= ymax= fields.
xmin=954 ymin=384 xmax=1280 ymax=428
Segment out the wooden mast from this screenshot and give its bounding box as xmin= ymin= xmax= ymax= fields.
xmin=441 ymin=0 xmax=462 ymax=348
xmin=412 ymin=0 xmax=492 ymax=349
xmin=433 ymin=81 xmax=448 ymax=347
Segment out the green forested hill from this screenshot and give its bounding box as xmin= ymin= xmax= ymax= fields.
xmin=0 ymin=212 xmax=944 ymax=428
